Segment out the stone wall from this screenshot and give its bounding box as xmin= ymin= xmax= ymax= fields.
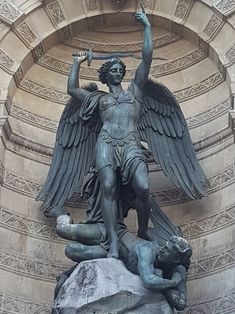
xmin=0 ymin=0 xmax=235 ymax=313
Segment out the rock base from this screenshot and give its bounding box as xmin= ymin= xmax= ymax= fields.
xmin=52 ymin=258 xmax=173 ymax=314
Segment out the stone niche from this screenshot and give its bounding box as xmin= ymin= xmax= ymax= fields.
xmin=0 ymin=0 xmax=235 ymax=313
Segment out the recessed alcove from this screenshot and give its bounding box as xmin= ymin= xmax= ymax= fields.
xmin=0 ymin=0 xmax=234 ymax=311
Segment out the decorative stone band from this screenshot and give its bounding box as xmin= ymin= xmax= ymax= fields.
xmin=64 ymin=32 xmax=180 ymax=52
xmin=2 ymin=119 xmax=53 ymax=158
xmin=0 ymin=0 xmax=22 ymax=25
xmin=214 ymin=0 xmax=235 ymax=16
xmin=14 ymin=66 xmax=24 ymax=86
xmin=1 ymin=202 xmax=235 ymax=245
xmin=37 ymin=42 xmax=208 ymax=79
xmin=4 ymin=170 xmax=42 ymax=197
xmin=44 ymin=0 xmax=66 ymax=27
xmin=188 ymin=246 xmax=235 ymax=280
xmin=0 ymin=248 xmax=69 ymax=282
xmin=0 ymin=207 xmax=64 ymax=243
xmin=0 ymin=290 xmax=235 ymax=314
xmin=224 ymin=42 xmax=235 ymax=66
xmin=0 ymin=160 xmax=3 ymax=185
xmin=32 ymin=43 xmax=45 ymax=63
xmin=18 ymin=78 xmax=70 ymax=105
xmin=174 ymin=71 xmax=224 ymax=103
xmin=203 ymin=14 xmax=224 ymax=41
xmin=10 ymin=104 xmax=59 ymax=132
xmin=142 ymin=0 xmax=155 ymax=11
xmin=13 ymin=20 xmax=37 ymax=48
xmin=0 ymin=231 xmax=234 ymax=283
xmin=0 ymin=48 xmax=14 ymax=74
xmin=186 ymin=98 xmax=231 ymax=130
xmin=194 ymin=127 xmax=233 ymax=154
xmin=150 ymin=45 xmax=208 ymax=78
xmin=182 ymin=289 xmax=235 ymax=314
xmin=0 ymin=293 xmax=51 ymax=314
xmin=2 ymin=115 xmax=234 ymax=170
xmin=174 ymin=0 xmax=194 ymax=21
xmin=7 ymin=97 xmax=231 ymax=133
xmin=153 ymin=165 xmax=234 ymax=205
xmin=1 ymin=135 xmax=52 ymax=165
xmin=1 ymin=161 xmax=234 ymax=205
xmin=1 ymin=165 xmax=234 ymax=242
xmin=84 ymin=0 xmax=100 ymax=11
xmin=181 ymin=203 xmax=235 ymax=239
xmin=16 ymin=71 xmax=224 ymax=105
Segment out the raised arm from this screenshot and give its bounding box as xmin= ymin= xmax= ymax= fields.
xmin=134 ymin=4 xmax=153 ymax=90
xmin=67 ymin=53 xmax=91 ymax=103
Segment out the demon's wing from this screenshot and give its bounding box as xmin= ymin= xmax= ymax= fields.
xmin=137 ymin=79 xmax=207 ymax=199
xmin=148 ymin=197 xmax=182 ymax=247
xmin=37 ymin=91 xmax=103 ymax=216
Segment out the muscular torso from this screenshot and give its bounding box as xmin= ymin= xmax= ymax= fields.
xmin=99 ymin=87 xmax=142 ymax=140
xmin=119 ymin=232 xmax=160 ymax=275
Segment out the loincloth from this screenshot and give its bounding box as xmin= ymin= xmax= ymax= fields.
xmin=95 ymin=130 xmax=147 ymax=185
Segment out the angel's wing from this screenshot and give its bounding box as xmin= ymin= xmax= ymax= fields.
xmin=137 ymin=79 xmax=207 ymax=199
xmin=37 ymin=89 xmax=104 ymax=215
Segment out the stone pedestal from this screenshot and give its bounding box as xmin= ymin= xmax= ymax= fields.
xmin=52 ymin=258 xmax=173 ymax=314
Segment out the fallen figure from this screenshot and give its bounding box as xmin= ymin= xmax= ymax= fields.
xmin=55 ymin=198 xmax=192 ymax=312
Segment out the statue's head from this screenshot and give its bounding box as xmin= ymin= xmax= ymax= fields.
xmin=98 ymin=58 xmax=126 ymax=85
xmin=158 ymin=236 xmax=192 ymax=269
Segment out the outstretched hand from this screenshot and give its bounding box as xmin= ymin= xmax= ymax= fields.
xmin=135 ymin=3 xmax=150 ymax=27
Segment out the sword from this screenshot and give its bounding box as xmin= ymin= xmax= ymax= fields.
xmin=72 ymin=48 xmax=166 ymax=67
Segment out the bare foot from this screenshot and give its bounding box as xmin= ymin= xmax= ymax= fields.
xmin=44 ymin=206 xmax=68 ymax=218
xmin=107 ymin=241 xmax=119 ymax=259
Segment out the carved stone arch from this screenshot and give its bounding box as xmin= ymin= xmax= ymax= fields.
xmin=0 ymin=4 xmax=233 ymax=97
xmin=0 ymin=1 xmax=235 ymax=312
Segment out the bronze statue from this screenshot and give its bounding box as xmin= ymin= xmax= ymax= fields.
xmin=54 ymin=197 xmax=192 ymax=311
xmin=37 ymin=5 xmax=207 ymax=259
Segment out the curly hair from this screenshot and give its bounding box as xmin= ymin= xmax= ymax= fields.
xmin=170 ymin=236 xmax=192 ymax=269
xmin=98 ymin=58 xmax=126 ymax=85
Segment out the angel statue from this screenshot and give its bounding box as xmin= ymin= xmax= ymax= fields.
xmin=37 ymin=5 xmax=207 ymax=259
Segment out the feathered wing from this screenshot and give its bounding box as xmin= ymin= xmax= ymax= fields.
xmin=37 ymin=91 xmax=103 ymax=214
xmin=137 ymin=79 xmax=207 ymax=199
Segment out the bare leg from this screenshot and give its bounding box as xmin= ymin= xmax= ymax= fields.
xmin=98 ymin=167 xmax=119 ymax=258
xmin=131 ymin=162 xmax=153 ymax=240
xmin=65 ymin=242 xmax=107 ymax=262
xmin=56 ymin=216 xmax=103 ymax=245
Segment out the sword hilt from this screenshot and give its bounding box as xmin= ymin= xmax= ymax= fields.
xmin=72 ymin=48 xmax=93 ymax=67
xmin=87 ymin=48 xmax=93 ymax=67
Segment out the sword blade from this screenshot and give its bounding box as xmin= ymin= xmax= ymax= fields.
xmin=72 ymin=49 xmax=166 ymax=66
xmin=90 ymin=52 xmax=166 ymax=61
